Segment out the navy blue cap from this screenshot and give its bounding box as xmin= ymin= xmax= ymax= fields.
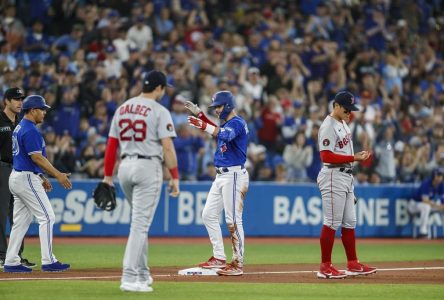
xmin=142 ymin=70 xmax=173 ymax=92
xmin=334 ymin=91 xmax=359 ymax=111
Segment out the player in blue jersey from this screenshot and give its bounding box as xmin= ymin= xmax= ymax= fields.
xmin=186 ymin=91 xmax=249 ymax=276
xmin=409 ymin=167 xmax=444 ymax=238
xmin=3 ymin=95 xmax=72 ymax=273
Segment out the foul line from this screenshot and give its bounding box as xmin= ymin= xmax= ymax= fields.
xmin=1 ymin=266 xmax=443 ymax=281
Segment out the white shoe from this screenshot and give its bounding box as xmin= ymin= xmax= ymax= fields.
xmin=120 ymin=281 xmax=153 ymax=292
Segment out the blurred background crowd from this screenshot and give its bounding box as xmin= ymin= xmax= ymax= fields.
xmin=0 ymin=0 xmax=443 ymax=184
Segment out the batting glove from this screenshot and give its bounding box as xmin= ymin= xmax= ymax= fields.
xmin=187 ymin=116 xmax=216 ymax=135
xmin=184 ymin=101 xmax=201 ymax=116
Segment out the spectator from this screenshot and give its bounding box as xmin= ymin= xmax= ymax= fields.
xmin=283 ymin=131 xmax=313 ymax=182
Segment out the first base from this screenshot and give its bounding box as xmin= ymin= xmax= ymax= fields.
xmin=178 ymin=267 xmax=218 ymax=276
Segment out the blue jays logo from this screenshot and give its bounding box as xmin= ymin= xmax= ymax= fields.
xmin=220 ymin=143 xmax=227 ymax=153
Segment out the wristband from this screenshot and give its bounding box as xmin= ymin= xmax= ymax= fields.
xmin=204 ymin=123 xmax=216 ymax=135
xmin=169 ymin=167 xmax=179 ymax=180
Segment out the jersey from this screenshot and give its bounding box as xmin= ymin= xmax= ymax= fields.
xmin=108 ymin=96 xmax=177 ymax=158
xmin=414 ymin=177 xmax=444 ymax=203
xmin=0 ymin=111 xmax=18 ymax=164
xmin=318 ymin=115 xmax=354 ymax=167
xmin=12 ymin=119 xmax=46 ymax=174
xmin=214 ymin=116 xmax=248 ymax=167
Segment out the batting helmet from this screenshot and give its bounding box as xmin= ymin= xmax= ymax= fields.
xmin=22 ymin=95 xmax=51 ymax=111
xmin=209 ymin=91 xmax=235 ymax=120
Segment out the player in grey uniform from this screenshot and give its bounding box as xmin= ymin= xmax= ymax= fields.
xmin=316 ymin=91 xmax=376 ymax=279
xmin=101 ymin=70 xmax=180 ymax=292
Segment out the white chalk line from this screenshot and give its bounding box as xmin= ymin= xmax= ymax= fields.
xmin=1 ymin=266 xmax=443 ymax=281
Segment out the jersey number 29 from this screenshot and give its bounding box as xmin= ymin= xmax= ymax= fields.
xmin=119 ymin=119 xmax=147 ymax=141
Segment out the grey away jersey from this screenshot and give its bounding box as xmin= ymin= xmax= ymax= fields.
xmin=318 ymin=115 xmax=354 ymax=167
xmin=109 ymin=96 xmax=177 ymax=158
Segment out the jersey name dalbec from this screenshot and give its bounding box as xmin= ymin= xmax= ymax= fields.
xmin=119 ymin=103 xmax=151 ymax=116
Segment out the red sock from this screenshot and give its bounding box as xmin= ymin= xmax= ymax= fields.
xmin=320 ymin=225 xmax=336 ymax=263
xmin=341 ymin=227 xmax=357 ymax=261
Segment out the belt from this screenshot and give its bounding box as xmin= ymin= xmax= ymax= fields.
xmin=215 ymin=165 xmax=245 ymax=174
xmin=338 ymin=167 xmax=353 ymax=174
xmin=121 ymin=154 xmax=156 ymax=160
xmin=0 ymin=161 xmax=12 ymax=167
xmin=14 ymin=169 xmax=40 ymax=175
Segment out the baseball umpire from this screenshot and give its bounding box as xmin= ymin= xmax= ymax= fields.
xmin=101 ymin=70 xmax=180 ymax=292
xmin=316 ymin=91 xmax=376 ymax=279
xmin=186 ymin=91 xmax=249 ymax=276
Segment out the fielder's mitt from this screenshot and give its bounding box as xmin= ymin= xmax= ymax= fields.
xmin=93 ymin=182 xmax=116 ymax=211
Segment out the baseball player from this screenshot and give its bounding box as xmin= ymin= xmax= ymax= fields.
xmin=0 ymin=87 xmax=35 ymax=269
xmin=4 ymin=95 xmax=72 ymax=273
xmin=101 ymin=70 xmax=180 ymax=292
xmin=408 ymin=168 xmax=444 ymax=238
xmin=185 ymin=91 xmax=249 ymax=276
xmin=316 ymin=91 xmax=376 ymax=279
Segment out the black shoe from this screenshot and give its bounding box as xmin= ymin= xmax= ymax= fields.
xmin=20 ymin=258 xmax=36 ymax=268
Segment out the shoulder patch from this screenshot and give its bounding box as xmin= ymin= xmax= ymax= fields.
xmin=322 ymin=139 xmax=330 ymax=146
xmin=166 ymin=123 xmax=173 ymax=132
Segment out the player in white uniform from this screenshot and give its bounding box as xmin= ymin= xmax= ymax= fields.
xmin=101 ymin=70 xmax=180 ymax=292
xmin=316 ymin=91 xmax=376 ymax=279
xmin=4 ymin=95 xmax=72 ymax=273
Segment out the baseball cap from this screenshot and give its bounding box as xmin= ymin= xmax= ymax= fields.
xmin=334 ymin=91 xmax=359 ymax=111
xmin=142 ymin=70 xmax=173 ymax=91
xmin=4 ymin=87 xmax=25 ymax=100
xmin=433 ymin=167 xmax=444 ymax=177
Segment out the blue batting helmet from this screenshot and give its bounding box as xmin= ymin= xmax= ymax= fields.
xmin=22 ymin=95 xmax=51 ymax=111
xmin=209 ymin=91 xmax=235 ymax=120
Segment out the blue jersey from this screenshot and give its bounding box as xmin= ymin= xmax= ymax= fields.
xmin=12 ymin=119 xmax=46 ymax=174
xmin=214 ymin=116 xmax=248 ymax=167
xmin=414 ymin=177 xmax=444 ymax=203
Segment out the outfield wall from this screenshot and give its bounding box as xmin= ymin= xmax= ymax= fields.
xmin=23 ymin=180 xmax=443 ymax=238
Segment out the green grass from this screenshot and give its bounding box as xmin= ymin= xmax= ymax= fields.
xmin=2 ymin=241 xmax=444 ymax=300
xmin=18 ymin=242 xmax=444 ymax=268
xmin=2 ymin=281 xmax=444 ymax=300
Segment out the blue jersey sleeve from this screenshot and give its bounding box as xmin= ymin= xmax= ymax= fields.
xmin=22 ymin=129 xmax=43 ymax=156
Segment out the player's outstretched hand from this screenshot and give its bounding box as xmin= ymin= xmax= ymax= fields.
xmin=168 ymin=178 xmax=180 ymax=197
xmin=41 ymin=176 xmax=53 ymax=192
xmin=184 ymin=101 xmax=201 ymax=116
xmin=56 ymin=172 xmax=72 ymax=189
xmin=187 ymin=116 xmax=207 ymax=131
xmin=354 ymin=151 xmax=371 ymax=161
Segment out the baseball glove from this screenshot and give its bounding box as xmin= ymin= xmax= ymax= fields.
xmin=93 ymin=182 xmax=116 ymax=211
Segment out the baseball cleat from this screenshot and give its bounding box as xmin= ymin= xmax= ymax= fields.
xmin=120 ymin=281 xmax=153 ymax=292
xmin=198 ymin=256 xmax=226 ymax=269
xmin=216 ymin=261 xmax=243 ymax=276
xmin=345 ymin=260 xmax=377 ymax=276
xmin=21 ymin=258 xmax=36 ymax=268
xmin=316 ymin=263 xmax=347 ymax=279
xmin=42 ymin=261 xmax=70 ymax=272
xmin=4 ymin=264 xmax=33 ymax=273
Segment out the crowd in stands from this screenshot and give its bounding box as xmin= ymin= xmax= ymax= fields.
xmin=0 ymin=0 xmax=443 ymax=184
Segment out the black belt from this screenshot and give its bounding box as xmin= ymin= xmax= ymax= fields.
xmin=121 ymin=154 xmax=155 ymax=160
xmin=215 ymin=165 xmax=244 ymax=174
xmin=339 ymin=167 xmax=353 ymax=174
xmin=14 ymin=169 xmax=39 ymax=175
xmin=0 ymin=161 xmax=12 ymax=167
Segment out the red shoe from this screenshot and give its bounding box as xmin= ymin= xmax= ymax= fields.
xmin=198 ymin=256 xmax=226 ymax=269
xmin=316 ymin=262 xmax=347 ymax=279
xmin=216 ymin=261 xmax=243 ymax=276
xmin=346 ymin=260 xmax=377 ymax=276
